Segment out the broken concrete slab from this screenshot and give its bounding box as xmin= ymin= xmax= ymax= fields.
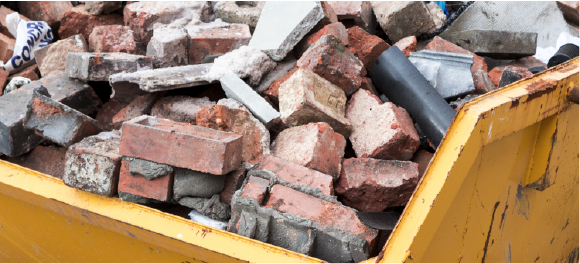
xmin=119 ymin=115 xmax=243 ymax=175
xmin=327 ymin=1 xmax=376 ymax=34
xmin=249 ymin=1 xmax=326 ymax=61
xmin=66 ymin=52 xmax=153 ymax=82
xmin=370 ymin=1 xmax=435 ymax=43
xmin=271 ymin=122 xmax=345 ymax=178
xmin=278 ymin=68 xmax=352 ymax=138
xmin=174 ymin=168 xmax=227 ymax=200
xmin=178 ymin=194 xmax=231 ymax=221
xmin=444 ymin=30 xmax=538 ymax=59
xmin=409 ymin=50 xmax=475 ymax=99
xmin=35 ymin=34 xmax=89 ymax=78
xmin=23 ymin=87 xmax=101 ymax=147
xmin=346 ymin=89 xmax=420 ymax=161
xmin=214 ymin=1 xmax=265 ymax=33
xmin=109 ymin=64 xmax=211 ymax=95
xmin=63 ymin=131 xmax=122 ymax=197
xmin=336 ymin=158 xmax=419 ymax=212
xmin=219 ymin=71 xmax=280 ymax=126
xmin=346 ymin=26 xmax=390 ymax=72
xmin=205 ymin=46 xmax=277 ymax=86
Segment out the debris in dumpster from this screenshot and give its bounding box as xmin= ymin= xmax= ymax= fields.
xmin=3 ymin=1 xmax=576 ymax=262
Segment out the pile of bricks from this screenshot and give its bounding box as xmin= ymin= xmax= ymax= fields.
xmin=0 ymin=1 xmax=567 ymax=262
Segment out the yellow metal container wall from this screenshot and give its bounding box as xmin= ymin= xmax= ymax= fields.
xmin=0 ymin=59 xmax=577 ymax=263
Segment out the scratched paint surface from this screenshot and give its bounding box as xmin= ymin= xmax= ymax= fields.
xmin=379 ymin=58 xmax=579 ymax=263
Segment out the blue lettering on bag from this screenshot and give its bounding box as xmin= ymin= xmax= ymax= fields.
xmin=11 ymin=55 xmax=22 ymax=67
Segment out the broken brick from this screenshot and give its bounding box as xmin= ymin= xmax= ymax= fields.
xmin=219 ymin=165 xmax=247 ymax=205
xmin=118 ymin=158 xmax=174 ymax=202
xmin=328 ymin=1 xmax=376 ymax=34
xmin=63 ymin=132 xmax=122 ymax=197
xmin=1 ymin=145 xmax=67 ymax=179
xmin=58 ymin=5 xmax=124 ymax=41
xmin=498 ymin=66 xmax=532 ymax=88
xmin=370 ymin=1 xmax=435 ymax=43
xmin=88 ymin=25 xmax=137 ymax=54
xmin=0 ymin=70 xmax=8 ymax=94
xmin=311 ymin=1 xmax=339 ymax=32
xmin=214 ymin=1 xmax=265 ymax=33
xmin=278 ymin=68 xmax=352 ymax=138
xmin=0 ymin=32 xmax=15 ymax=64
xmin=18 ymin=1 xmax=72 ymax=31
xmin=263 ymin=66 xmax=299 ymax=105
xmin=393 ymin=35 xmax=417 ymax=58
xmin=295 ymin=22 xmax=349 ymax=57
xmin=35 ymin=34 xmax=89 ymax=78
xmin=424 ymin=36 xmax=488 ymax=74
xmin=360 ymin=77 xmax=379 ymax=97
xmin=119 ymin=115 xmax=243 ymax=175
xmin=151 ymin=96 xmax=214 ymax=124
xmin=112 ymin=94 xmax=160 ymax=130
xmin=297 ymin=35 xmax=365 ymax=96
xmin=85 ymin=1 xmax=122 ymax=15
xmin=411 ymin=149 xmax=433 ymax=177
xmin=346 ymin=89 xmax=420 ymax=161
xmin=473 ymin=69 xmax=496 ymax=94
xmin=9 ymin=64 xmax=39 ymax=82
xmin=188 ymin=24 xmax=252 ymax=65
xmin=336 ymin=158 xmax=419 ymax=211
xmin=147 ymin=27 xmax=189 ymax=68
xmin=271 ymin=122 xmax=346 ymax=178
xmin=256 ymin=155 xmax=334 ymax=196
xmin=346 ymin=26 xmax=390 ymax=72
xmin=96 ymin=99 xmax=128 ymax=131
xmin=196 ymin=103 xmax=270 ymax=166
xmin=241 ymin=176 xmax=270 ymax=204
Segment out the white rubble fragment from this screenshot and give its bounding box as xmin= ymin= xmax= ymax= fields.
xmin=188 ymin=210 xmax=228 ymax=230
xmin=204 ymin=45 xmax=276 ymax=86
xmin=249 ymin=1 xmax=325 ymax=61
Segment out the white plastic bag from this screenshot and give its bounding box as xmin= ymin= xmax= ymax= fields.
xmin=1 ymin=12 xmax=53 ymax=72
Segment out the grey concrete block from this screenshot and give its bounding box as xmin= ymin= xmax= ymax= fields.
xmin=24 ymin=88 xmax=101 ymax=147
xmin=444 ymin=30 xmax=538 ymax=59
xmin=249 ymin=1 xmax=325 ymax=61
xmin=220 ymin=71 xmax=280 ymax=125
xmin=66 ymin=52 xmax=153 ymax=82
xmin=173 ymin=168 xmax=227 ymax=200
xmin=370 ymin=1 xmax=435 ymax=43
xmin=109 ymin=64 xmax=212 ymax=93
xmin=409 ymin=50 xmax=475 ymax=99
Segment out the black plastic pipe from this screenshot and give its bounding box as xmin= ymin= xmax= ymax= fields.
xmin=548 ymin=43 xmax=579 ymax=68
xmin=371 ymin=46 xmax=456 ymax=148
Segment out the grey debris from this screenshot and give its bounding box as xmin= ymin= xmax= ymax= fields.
xmin=409 ymin=50 xmax=475 ymax=99
xmin=147 ymin=27 xmax=189 ymax=68
xmin=188 ymin=209 xmax=228 ymax=230
xmin=204 ymin=46 xmax=277 ymax=86
xmin=173 ymin=168 xmax=227 ymax=200
xmin=119 ymin=191 xmax=155 ymax=204
xmin=380 ymin=94 xmax=390 ymax=103
xmin=444 ymin=30 xmax=538 ymax=59
xmin=66 ymin=52 xmax=153 ymax=82
xmin=109 ymin=64 xmax=212 ymax=93
xmin=214 ymin=1 xmax=265 ymax=33
xmin=126 ymin=157 xmax=174 ymax=181
xmin=249 ymin=1 xmax=325 ymax=61
xmin=220 ymin=71 xmax=280 ymax=125
xmin=85 ymin=1 xmax=122 ymax=15
xmin=449 ymin=94 xmax=480 ymax=109
xmin=370 ymin=1 xmax=435 ymax=43
xmin=178 ymin=194 xmax=231 ymax=221
xmin=254 ymin=55 xmax=296 ymax=93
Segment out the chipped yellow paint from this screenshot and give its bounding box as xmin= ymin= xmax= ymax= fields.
xmin=0 ymin=59 xmax=577 ymax=263
xmin=378 ymin=58 xmax=579 ymax=263
xmin=0 ymin=161 xmax=322 ymax=263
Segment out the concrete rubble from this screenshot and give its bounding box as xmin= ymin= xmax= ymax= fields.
xmin=0 ymin=1 xmax=568 ymax=262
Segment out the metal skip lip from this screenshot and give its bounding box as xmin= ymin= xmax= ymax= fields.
xmin=371 ymin=46 xmax=456 ymax=148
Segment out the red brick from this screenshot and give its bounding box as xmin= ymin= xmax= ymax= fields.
xmin=498 ymin=66 xmax=532 ymax=88
xmin=96 ymin=99 xmax=128 ymax=131
xmin=310 ymin=1 xmax=339 ymax=32
xmin=265 ymin=184 xmax=377 ymax=248
xmin=346 ymin=26 xmax=390 ymax=72
xmin=411 ymin=149 xmax=433 ymax=177
xmin=297 ymin=35 xmax=366 ymax=96
xmin=0 ymin=32 xmax=15 ymax=64
xmin=18 ymin=1 xmax=72 ymax=30
xmin=88 ymin=25 xmax=137 ymax=54
xmin=346 ymin=89 xmax=420 ymax=161
xmin=9 ymin=64 xmax=39 ymax=82
xmin=328 ymin=1 xmax=375 ymax=32
xmin=111 ymin=94 xmax=159 ymax=130
xmin=424 ymin=36 xmax=488 ymax=74
xmin=256 ymin=155 xmax=334 ymax=196
xmin=295 ymin=22 xmax=349 ymax=56
xmin=360 ymin=76 xmax=379 ymax=96
xmin=196 ymin=104 xmax=269 ymax=165
xmin=278 ymin=68 xmax=352 ymax=138
xmin=119 ymin=116 xmax=243 ymax=175
xmin=241 ymin=176 xmax=270 ymax=204
xmin=0 ymin=6 xmax=30 ymax=38
xmin=219 ymin=165 xmax=247 ymax=205
xmin=488 ymin=67 xmax=504 ymax=87
xmin=151 ymin=96 xmax=214 ymax=124
xmin=472 ymin=69 xmax=496 ymax=94
xmin=118 ymin=159 xmax=173 ymax=201
xmin=336 ymin=158 xmax=419 ymax=212
xmin=271 ymin=122 xmax=346 ymax=178
xmin=35 ymin=34 xmax=88 ymax=78
xmin=1 ymin=145 xmax=67 ymax=178
xmin=0 ymin=70 xmax=9 ymax=94
xmin=59 ymin=5 xmax=124 ymax=41
xmin=393 ymin=35 xmax=417 ymax=58
xmin=488 ymin=57 xmax=547 ymax=87
xmin=188 ymin=24 xmax=251 ymax=65
xmin=263 ymin=66 xmax=298 ymax=105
